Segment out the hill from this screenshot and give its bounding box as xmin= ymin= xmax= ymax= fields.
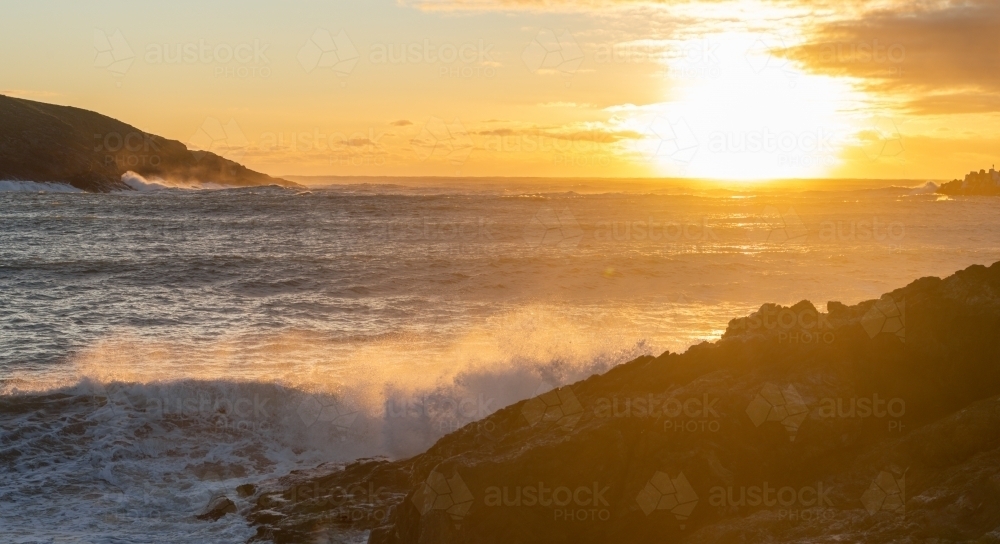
xmin=0 ymin=95 xmax=298 ymax=192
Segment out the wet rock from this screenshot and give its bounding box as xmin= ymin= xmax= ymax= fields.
xmin=197 ymin=496 xmax=237 ymax=521
xmin=237 ymin=483 xmax=257 ymax=498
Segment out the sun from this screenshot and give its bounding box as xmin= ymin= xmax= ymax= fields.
xmin=623 ymin=31 xmax=866 ymax=181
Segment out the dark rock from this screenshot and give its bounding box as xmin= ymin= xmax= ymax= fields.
xmin=937 ymin=168 xmax=1000 ymax=196
xmin=197 ymin=496 xmax=237 ymax=521
xmin=827 ymin=300 xmax=849 ymax=316
xmin=0 ymin=94 xmax=302 ymax=192
xmin=237 ymin=483 xmax=257 ymax=498
xmin=246 ymin=459 xmax=411 ymax=543
xmin=247 ymin=261 xmax=1000 ymax=543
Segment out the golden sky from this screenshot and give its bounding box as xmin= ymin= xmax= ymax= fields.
xmin=2 ymin=0 xmax=998 ymax=181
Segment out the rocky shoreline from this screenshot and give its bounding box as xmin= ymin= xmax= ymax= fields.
xmin=937 ymin=168 xmax=1000 ymax=196
xmin=232 ymin=262 xmax=1000 ymax=543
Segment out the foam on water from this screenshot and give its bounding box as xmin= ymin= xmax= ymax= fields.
xmin=120 ymin=171 xmax=233 ymax=191
xmin=0 ymin=180 xmax=83 ymax=192
xmin=0 ymin=308 xmax=652 ymax=542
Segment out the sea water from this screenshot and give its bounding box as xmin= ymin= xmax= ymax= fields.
xmin=0 ymin=178 xmax=997 ymax=542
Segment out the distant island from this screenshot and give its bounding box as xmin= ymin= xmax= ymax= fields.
xmin=937 ymin=167 xmax=1000 ymax=196
xmin=0 ymin=95 xmax=299 ymax=192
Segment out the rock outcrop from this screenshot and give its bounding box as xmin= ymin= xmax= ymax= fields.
xmin=247 ymin=262 xmax=1000 ymax=543
xmin=198 ymin=496 xmax=237 ymax=521
xmin=0 ymin=95 xmax=298 ymax=192
xmin=938 ymin=168 xmax=1000 ymax=196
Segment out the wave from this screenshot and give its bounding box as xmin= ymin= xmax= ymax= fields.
xmin=0 ymin=180 xmax=83 ymax=192
xmin=121 ymin=171 xmax=231 ymax=191
xmin=121 ymin=172 xmax=297 ymax=194
xmin=0 ymin=308 xmax=653 ymax=540
xmin=3 ymin=311 xmax=651 ymax=459
xmin=905 ymin=181 xmax=939 ymax=194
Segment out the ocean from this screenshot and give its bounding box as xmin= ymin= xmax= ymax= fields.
xmin=1 ymin=177 xmax=997 ymax=542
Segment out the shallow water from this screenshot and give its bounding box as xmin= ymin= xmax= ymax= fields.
xmin=1 ymin=179 xmax=998 ymax=542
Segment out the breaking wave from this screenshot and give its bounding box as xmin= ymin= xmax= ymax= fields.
xmin=0 ymin=180 xmax=83 ymax=192
xmin=121 ymin=171 xmax=231 ymax=191
xmin=0 ymin=309 xmax=652 ymax=542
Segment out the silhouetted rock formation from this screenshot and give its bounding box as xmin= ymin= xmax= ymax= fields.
xmin=0 ymin=95 xmax=299 ymax=192
xmin=938 ymin=167 xmax=1000 ymax=196
xmin=246 ymin=262 xmax=1000 ymax=543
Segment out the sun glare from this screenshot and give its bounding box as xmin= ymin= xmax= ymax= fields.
xmin=627 ymin=32 xmax=865 ymax=180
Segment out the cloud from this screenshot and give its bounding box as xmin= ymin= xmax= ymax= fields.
xmin=785 ymin=0 xmax=1000 ymax=113
xmin=538 ymin=102 xmax=595 ymax=108
xmin=399 ymin=0 xmax=643 ymax=11
xmin=390 ymin=120 xmax=414 ymax=126
xmin=473 ymin=126 xmax=642 ymax=143
xmin=904 ymin=92 xmax=1000 ymax=115
xmin=397 ymin=0 xmax=877 ymax=13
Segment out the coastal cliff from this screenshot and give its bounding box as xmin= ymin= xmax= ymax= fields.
xmin=0 ymin=95 xmax=297 ymax=192
xmin=240 ymin=261 xmax=1000 ymax=543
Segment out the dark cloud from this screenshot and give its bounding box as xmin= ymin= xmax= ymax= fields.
xmin=786 ymin=0 xmax=1000 ymax=113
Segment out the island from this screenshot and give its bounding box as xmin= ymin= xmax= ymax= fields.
xmin=0 ymin=95 xmax=300 ymax=192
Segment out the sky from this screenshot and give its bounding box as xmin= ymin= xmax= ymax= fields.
xmin=1 ymin=0 xmax=998 ymax=181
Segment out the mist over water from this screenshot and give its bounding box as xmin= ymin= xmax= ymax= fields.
xmin=1 ymin=178 xmax=998 ymax=541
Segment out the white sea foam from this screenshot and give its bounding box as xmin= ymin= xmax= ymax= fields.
xmin=121 ymin=171 xmax=230 ymax=191
xmin=0 ymin=180 xmax=83 ymax=192
xmin=909 ymin=181 xmax=939 ymax=194
xmin=0 ymin=309 xmax=651 ymax=542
